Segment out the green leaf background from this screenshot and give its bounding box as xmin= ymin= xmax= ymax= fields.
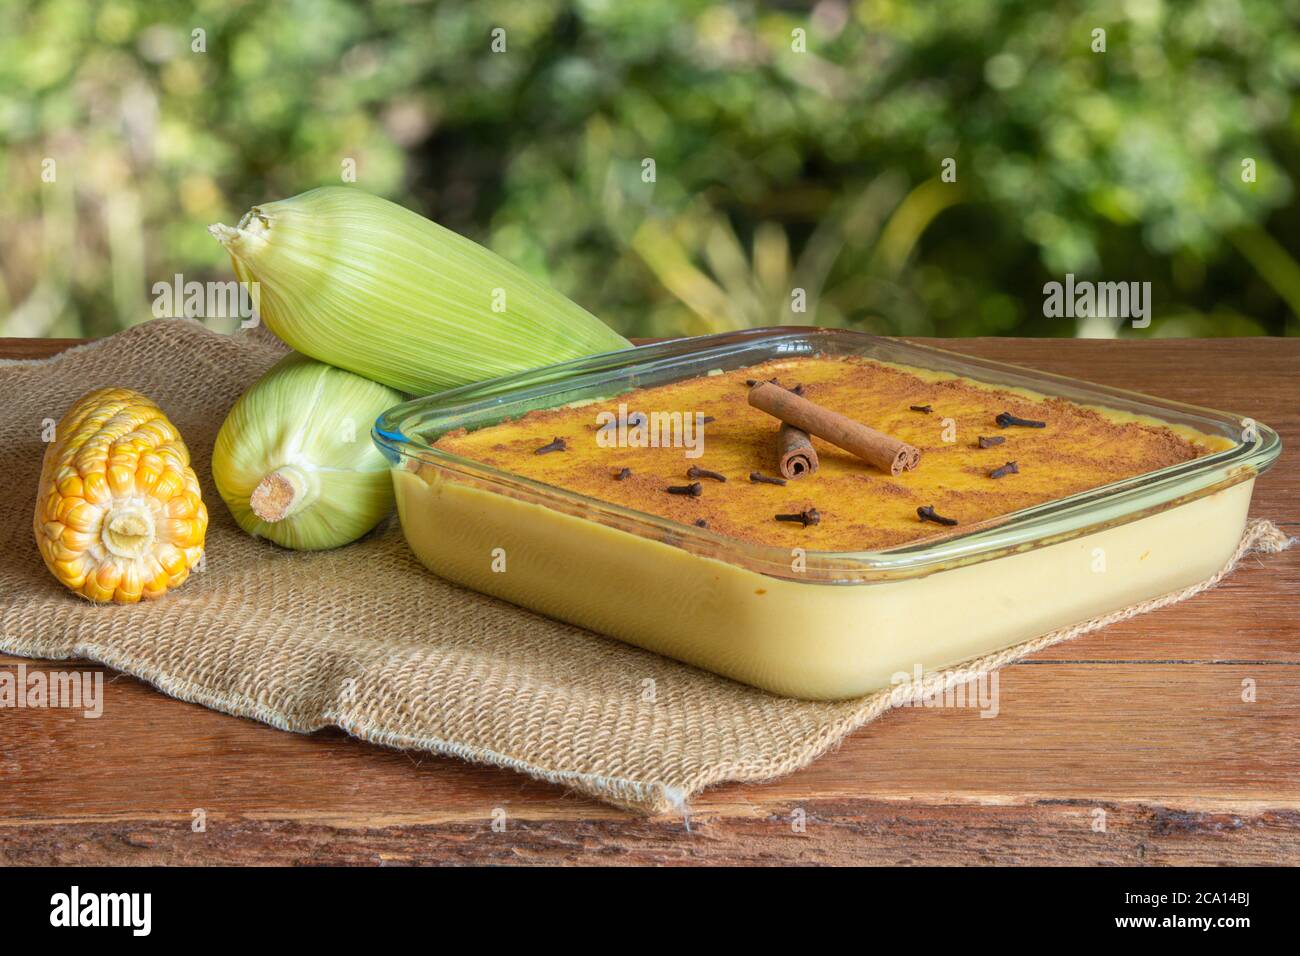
xmin=2 ymin=0 xmax=1297 ymax=339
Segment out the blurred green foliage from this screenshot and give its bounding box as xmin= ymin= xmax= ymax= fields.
xmin=2 ymin=0 xmax=1298 ymax=339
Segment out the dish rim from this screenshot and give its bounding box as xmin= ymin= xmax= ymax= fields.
xmin=373 ymin=327 xmax=1281 ymax=581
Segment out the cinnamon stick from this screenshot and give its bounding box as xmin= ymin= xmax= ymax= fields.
xmin=777 ymin=423 xmax=819 ymax=479
xmin=748 ymin=382 xmax=920 ymax=476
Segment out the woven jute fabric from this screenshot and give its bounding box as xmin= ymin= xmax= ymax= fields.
xmin=1 ymin=320 xmax=1290 ymax=814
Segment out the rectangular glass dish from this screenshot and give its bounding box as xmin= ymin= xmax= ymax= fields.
xmin=373 ymin=328 xmax=1280 ymax=700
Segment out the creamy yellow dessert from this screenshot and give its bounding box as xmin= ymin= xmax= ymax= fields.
xmin=430 ymin=356 xmax=1231 ymax=551
xmin=390 ymin=354 xmax=1253 ymax=699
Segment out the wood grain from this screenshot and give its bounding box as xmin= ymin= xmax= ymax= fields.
xmin=1 ymin=334 xmax=1297 ymax=865
xmin=0 ymin=338 xmax=84 ymax=361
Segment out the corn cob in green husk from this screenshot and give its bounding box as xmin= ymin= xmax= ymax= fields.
xmin=212 ymin=353 xmax=403 ymax=550
xmin=210 ymin=187 xmax=630 ymax=395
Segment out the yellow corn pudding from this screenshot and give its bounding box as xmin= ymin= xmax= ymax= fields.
xmin=430 ymin=356 xmax=1232 ymax=551
xmin=386 ymin=342 xmax=1267 ymax=700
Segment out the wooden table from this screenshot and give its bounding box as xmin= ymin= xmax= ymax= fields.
xmin=2 ymin=336 xmax=1297 ymax=865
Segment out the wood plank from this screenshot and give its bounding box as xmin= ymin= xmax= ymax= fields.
xmin=3 ymin=800 xmax=1296 ymax=866
xmin=1 ymin=662 xmax=1296 ymax=864
xmin=0 ymin=338 xmax=84 ymax=361
xmin=2 ymin=662 xmax=1295 ymax=815
xmin=1 ymin=335 xmax=1296 ymax=864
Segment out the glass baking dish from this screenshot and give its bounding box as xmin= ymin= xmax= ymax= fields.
xmin=373 ymin=328 xmax=1281 ymax=700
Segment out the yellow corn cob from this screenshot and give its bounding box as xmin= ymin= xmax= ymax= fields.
xmin=33 ymin=387 xmax=208 ymax=604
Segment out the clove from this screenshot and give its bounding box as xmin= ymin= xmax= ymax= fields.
xmin=775 ymin=508 xmax=821 ymax=527
xmin=749 ymin=471 xmax=787 ymax=486
xmin=910 ymin=404 xmax=933 ymax=414
xmin=996 ymin=411 xmax=1046 ymax=429
xmin=534 ymin=436 xmax=566 ymax=455
xmin=977 ymin=435 xmax=1005 ymax=448
xmin=687 ymin=465 xmax=727 ymax=482
xmin=613 ymin=467 xmax=632 ymax=481
xmin=694 ymin=518 xmax=709 ymax=528
xmin=917 ymin=505 xmax=958 ymax=526
xmin=666 ymin=482 xmax=703 ymax=497
xmin=989 ymin=461 xmax=1019 ymax=480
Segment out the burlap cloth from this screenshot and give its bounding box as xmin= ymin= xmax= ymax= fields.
xmin=1 ymin=320 xmax=1290 ymax=813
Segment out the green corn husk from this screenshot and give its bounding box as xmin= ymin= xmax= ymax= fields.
xmin=212 ymin=353 xmax=404 ymax=550
xmin=209 ymin=187 xmax=630 ymax=394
